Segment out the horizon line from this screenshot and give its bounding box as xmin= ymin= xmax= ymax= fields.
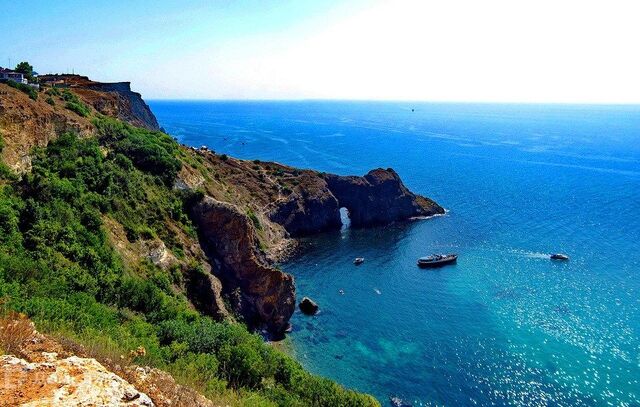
xmin=146 ymin=98 xmax=640 ymax=106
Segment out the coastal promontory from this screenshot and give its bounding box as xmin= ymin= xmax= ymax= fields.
xmin=0 ymin=72 xmax=440 ymax=406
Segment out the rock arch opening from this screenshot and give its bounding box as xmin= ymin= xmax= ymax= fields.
xmin=339 ymin=207 xmax=351 ymax=230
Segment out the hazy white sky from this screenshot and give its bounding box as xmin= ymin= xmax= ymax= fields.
xmin=4 ymin=0 xmax=639 ymax=102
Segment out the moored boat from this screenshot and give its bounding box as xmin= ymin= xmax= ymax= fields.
xmin=353 ymin=257 xmax=365 ymax=265
xmin=417 ymin=254 xmax=457 ymax=268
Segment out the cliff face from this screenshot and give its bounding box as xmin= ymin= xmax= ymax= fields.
xmin=180 ymin=157 xmax=443 ymax=332
xmin=0 ymin=84 xmax=94 ymax=172
xmin=324 ymin=168 xmax=445 ymax=227
xmin=0 ymin=76 xmax=158 ymax=172
xmin=80 ymin=81 xmax=160 ymax=131
xmin=268 ymin=168 xmax=445 ymax=236
xmin=39 ymin=75 xmax=160 ymax=130
xmin=190 ymin=197 xmax=295 ymax=334
xmin=269 ymin=172 xmax=342 ymax=236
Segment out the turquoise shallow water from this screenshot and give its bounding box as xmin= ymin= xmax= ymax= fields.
xmin=150 ymin=101 xmax=640 ymax=406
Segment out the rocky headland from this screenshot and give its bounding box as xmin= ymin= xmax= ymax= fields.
xmin=0 ymin=75 xmax=443 ymax=334
xmin=0 ymin=72 xmax=441 ymax=405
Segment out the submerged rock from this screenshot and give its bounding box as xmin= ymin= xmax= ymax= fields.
xmin=299 ymin=297 xmax=319 ymax=315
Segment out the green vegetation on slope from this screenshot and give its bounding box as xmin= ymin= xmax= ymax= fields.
xmin=61 ymin=89 xmax=91 ymax=117
xmin=0 ymin=117 xmax=378 ymax=406
xmin=5 ymin=80 xmax=38 ymax=100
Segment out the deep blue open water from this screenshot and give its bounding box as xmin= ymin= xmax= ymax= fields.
xmin=150 ymin=101 xmax=640 ymax=406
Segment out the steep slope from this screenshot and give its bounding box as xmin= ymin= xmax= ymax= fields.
xmin=0 ymin=76 xmax=158 ymax=173
xmin=39 ymin=74 xmax=160 ymax=130
xmin=0 ymin=84 xmax=94 ymax=172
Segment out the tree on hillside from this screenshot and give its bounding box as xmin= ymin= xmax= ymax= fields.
xmin=14 ymin=61 xmax=34 ymax=81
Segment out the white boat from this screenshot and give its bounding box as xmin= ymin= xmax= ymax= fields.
xmin=417 ymin=254 xmax=457 ymax=268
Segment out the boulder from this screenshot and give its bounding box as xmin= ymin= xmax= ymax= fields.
xmin=299 ymin=297 xmax=319 ymax=315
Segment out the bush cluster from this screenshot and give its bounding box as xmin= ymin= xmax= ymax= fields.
xmin=95 ymin=117 xmax=182 ymax=185
xmin=5 ymin=80 xmax=38 ymax=100
xmin=61 ymin=90 xmax=91 ymax=117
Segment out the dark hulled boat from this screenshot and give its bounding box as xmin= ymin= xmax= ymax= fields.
xmin=417 ymin=254 xmax=457 ymax=268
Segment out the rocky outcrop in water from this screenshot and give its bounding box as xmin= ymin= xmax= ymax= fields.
xmin=324 ymin=168 xmax=444 ymax=227
xmin=299 ymin=297 xmax=319 ymax=315
xmin=187 ymin=163 xmax=443 ymax=332
xmin=269 ymin=172 xmax=342 ymax=236
xmin=270 ymin=168 xmax=444 ymax=236
xmin=190 ymin=196 xmax=296 ymax=334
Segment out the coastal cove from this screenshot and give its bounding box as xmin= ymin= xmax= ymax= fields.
xmin=151 ymin=101 xmax=640 ymax=406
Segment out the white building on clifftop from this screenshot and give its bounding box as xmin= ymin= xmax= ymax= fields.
xmin=0 ymin=68 xmax=28 ymax=84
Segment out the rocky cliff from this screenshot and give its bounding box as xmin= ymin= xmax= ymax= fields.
xmin=39 ymin=74 xmax=160 ymax=130
xmin=324 ymin=168 xmax=445 ymax=227
xmin=270 ymin=167 xmax=445 ymax=236
xmin=191 ymin=196 xmax=296 ymax=334
xmin=176 ymin=152 xmax=444 ymax=333
xmin=0 ymin=76 xmax=158 ymax=172
xmin=0 ymin=83 xmax=94 ymax=172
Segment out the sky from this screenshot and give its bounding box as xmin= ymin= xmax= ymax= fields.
xmin=2 ymin=0 xmax=639 ymax=103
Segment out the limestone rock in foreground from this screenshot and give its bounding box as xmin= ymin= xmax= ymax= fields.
xmin=0 ymin=353 xmax=154 ymax=406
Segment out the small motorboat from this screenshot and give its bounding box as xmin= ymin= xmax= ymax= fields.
xmin=389 ymin=396 xmax=412 ymax=407
xmin=353 ymin=257 xmax=365 ymax=265
xmin=550 ymin=253 xmax=569 ymax=260
xmin=417 ymin=254 xmax=457 ymax=268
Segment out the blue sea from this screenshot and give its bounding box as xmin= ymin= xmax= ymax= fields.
xmin=150 ymin=101 xmax=640 ymax=406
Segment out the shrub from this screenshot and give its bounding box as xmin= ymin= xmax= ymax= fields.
xmin=6 ymin=80 xmax=37 ymax=100
xmin=45 ymin=97 xmax=55 ymax=106
xmin=0 ymin=311 xmax=34 ymax=356
xmin=220 ymin=154 xmax=228 ymax=161
xmin=45 ymin=87 xmax=61 ymax=97
xmin=61 ymin=90 xmax=78 ymax=102
xmin=65 ymin=101 xmax=91 ymax=117
xmin=246 ymin=209 xmax=262 ymax=230
xmin=0 ymin=118 xmax=380 ymax=406
xmin=94 ymin=117 xmax=181 ymax=185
